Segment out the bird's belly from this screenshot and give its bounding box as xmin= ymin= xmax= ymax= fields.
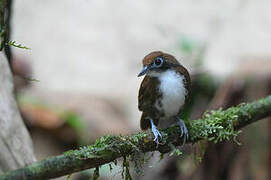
xmin=155 ymin=70 xmax=187 ymax=118
xmin=156 ymin=92 xmax=186 ymax=118
xmin=165 ymin=96 xmax=184 ymax=117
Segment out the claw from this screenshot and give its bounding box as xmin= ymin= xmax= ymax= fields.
xmin=150 ymin=119 xmax=162 ymax=144
xmin=176 ymin=117 xmax=188 ymax=145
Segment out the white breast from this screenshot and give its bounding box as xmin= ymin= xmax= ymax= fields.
xmin=154 ymin=70 xmax=187 ymax=117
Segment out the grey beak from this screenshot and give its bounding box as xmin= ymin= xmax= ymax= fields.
xmin=138 ymin=66 xmax=149 ymax=77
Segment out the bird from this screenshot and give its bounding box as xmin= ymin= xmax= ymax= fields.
xmin=137 ymin=51 xmax=191 ymax=144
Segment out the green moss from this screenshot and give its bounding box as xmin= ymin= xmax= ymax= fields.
xmin=92 ymin=167 xmax=99 ymax=180
xmin=189 ymin=106 xmax=242 ymax=143
xmin=66 ymin=174 xmax=71 ymax=180
xmin=193 ymin=141 xmax=207 ymax=164
xmin=64 ymin=134 xmax=145 ymax=161
xmin=72 ymin=136 xmax=122 ymax=159
xmin=121 ymin=156 xmax=132 ymax=180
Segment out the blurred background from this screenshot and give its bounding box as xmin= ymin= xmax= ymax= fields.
xmin=10 ymin=0 xmax=271 ymax=179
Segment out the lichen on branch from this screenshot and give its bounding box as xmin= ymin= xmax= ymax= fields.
xmin=0 ymin=95 xmax=271 ymax=180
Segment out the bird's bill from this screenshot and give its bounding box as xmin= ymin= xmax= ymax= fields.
xmin=138 ymin=66 xmax=149 ymax=77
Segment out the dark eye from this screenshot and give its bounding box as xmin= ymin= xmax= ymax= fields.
xmin=154 ymin=57 xmax=163 ymax=67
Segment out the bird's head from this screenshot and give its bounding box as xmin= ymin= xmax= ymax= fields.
xmin=138 ymin=51 xmax=180 ymax=77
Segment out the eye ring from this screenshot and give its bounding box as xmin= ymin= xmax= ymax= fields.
xmin=154 ymin=57 xmax=163 ymax=67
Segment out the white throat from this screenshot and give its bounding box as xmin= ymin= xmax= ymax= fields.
xmin=150 ymin=69 xmax=187 ymax=118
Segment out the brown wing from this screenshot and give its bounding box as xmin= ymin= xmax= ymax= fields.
xmin=138 ymin=76 xmax=161 ymax=130
xmin=138 ymin=76 xmax=158 ymax=111
xmin=174 ymin=64 xmax=191 ymax=104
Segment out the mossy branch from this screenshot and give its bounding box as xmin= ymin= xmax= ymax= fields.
xmin=1 ymin=96 xmax=271 ymax=180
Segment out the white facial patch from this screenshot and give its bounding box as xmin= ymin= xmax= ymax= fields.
xmin=147 ymin=71 xmax=161 ymax=77
xmin=154 ymin=70 xmax=187 ymax=118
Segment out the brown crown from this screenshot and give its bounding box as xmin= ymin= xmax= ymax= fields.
xmin=142 ymin=51 xmax=180 ymax=66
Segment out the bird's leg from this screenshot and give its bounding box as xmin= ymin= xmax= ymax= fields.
xmin=176 ymin=116 xmax=188 ymax=145
xmin=150 ymin=119 xmax=162 ymax=144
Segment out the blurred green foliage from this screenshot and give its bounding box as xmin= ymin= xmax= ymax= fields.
xmin=62 ymin=111 xmax=84 ymax=133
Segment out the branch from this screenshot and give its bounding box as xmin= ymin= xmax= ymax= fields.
xmin=1 ymin=95 xmax=271 ymax=180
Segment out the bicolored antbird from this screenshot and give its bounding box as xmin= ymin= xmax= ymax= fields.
xmin=138 ymin=51 xmax=190 ymax=144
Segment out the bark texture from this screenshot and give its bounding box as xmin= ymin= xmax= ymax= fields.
xmin=0 ymin=52 xmax=36 ymax=173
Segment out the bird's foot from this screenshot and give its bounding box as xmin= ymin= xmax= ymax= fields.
xmin=176 ymin=117 xmax=189 ymax=145
xmin=150 ymin=119 xmax=162 ymax=144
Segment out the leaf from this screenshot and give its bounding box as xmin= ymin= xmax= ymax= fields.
xmin=7 ymin=40 xmax=31 ymax=50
